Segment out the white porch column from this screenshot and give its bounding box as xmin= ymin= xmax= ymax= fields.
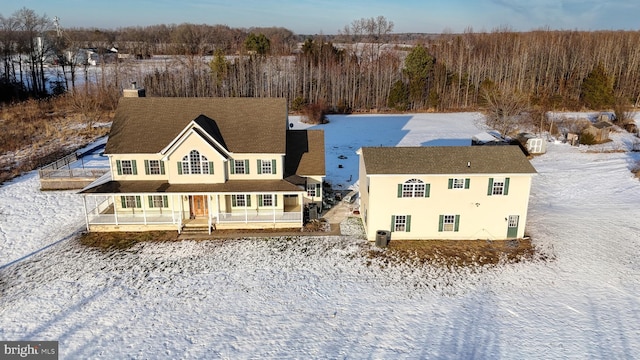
xmin=171 ymin=195 xmax=176 ymax=224
xmin=215 ymin=194 xmax=220 ymax=224
xmin=178 ymin=194 xmax=184 ymax=233
xmin=245 ymin=198 xmax=248 ymax=223
xmin=142 ymin=194 xmax=148 ymax=225
xmin=299 ymin=193 xmax=303 ymax=226
xmin=113 ymin=195 xmax=119 ymax=225
xmin=208 ymin=194 xmax=213 ymax=234
xmin=82 ymin=195 xmax=90 ymax=231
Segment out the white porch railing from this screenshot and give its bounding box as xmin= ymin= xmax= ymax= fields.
xmin=88 ymin=213 xmax=178 ymax=224
xmin=217 ymin=211 xmax=302 ymax=223
xmin=83 ymin=193 xmax=304 ymax=231
xmin=85 ymin=196 xmax=182 ymax=227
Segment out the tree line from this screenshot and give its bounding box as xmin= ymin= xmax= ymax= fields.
xmin=145 ymin=27 xmax=640 ymax=116
xmin=2 ymin=9 xmax=639 ymax=123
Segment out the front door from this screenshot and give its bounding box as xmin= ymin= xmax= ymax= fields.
xmin=190 ymin=195 xmax=208 ymax=218
xmin=507 ymin=215 xmax=519 ymax=238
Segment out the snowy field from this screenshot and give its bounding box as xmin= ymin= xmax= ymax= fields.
xmin=1 ymin=113 xmax=640 ymax=358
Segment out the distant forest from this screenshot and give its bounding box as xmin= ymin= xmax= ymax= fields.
xmin=2 ymin=9 xmax=640 ymax=118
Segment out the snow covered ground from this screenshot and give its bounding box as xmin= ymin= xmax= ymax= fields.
xmin=1 ymin=113 xmax=639 ymax=358
xmin=290 ymin=113 xmax=485 ymax=190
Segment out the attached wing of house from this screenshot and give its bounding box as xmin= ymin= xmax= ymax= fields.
xmin=80 ymin=97 xmax=325 ymax=234
xmin=358 ymin=146 xmax=536 ymax=241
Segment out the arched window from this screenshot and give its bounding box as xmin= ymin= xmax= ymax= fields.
xmin=181 ymin=150 xmax=209 ymax=174
xmin=402 ymin=179 xmax=426 ymax=197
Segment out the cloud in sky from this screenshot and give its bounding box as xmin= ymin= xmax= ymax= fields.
xmin=489 ymin=0 xmax=640 ymax=31
xmin=6 ymin=0 xmax=640 ymax=33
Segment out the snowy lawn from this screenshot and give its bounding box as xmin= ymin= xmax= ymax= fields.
xmin=1 ymin=113 xmax=639 ymax=358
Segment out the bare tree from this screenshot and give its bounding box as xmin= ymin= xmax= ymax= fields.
xmin=0 ymin=14 xmax=19 ymax=83
xmin=13 ymin=7 xmax=51 ymax=96
xmin=481 ymin=81 xmax=530 ymax=136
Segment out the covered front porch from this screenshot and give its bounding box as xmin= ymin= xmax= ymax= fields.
xmin=82 ymin=192 xmax=305 ymax=234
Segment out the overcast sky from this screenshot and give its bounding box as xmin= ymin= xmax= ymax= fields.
xmin=10 ymin=0 xmax=640 ymax=34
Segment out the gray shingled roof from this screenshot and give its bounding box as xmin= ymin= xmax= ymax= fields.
xmin=361 ymin=146 xmax=536 ymax=175
xmin=105 ymin=97 xmax=288 ymax=154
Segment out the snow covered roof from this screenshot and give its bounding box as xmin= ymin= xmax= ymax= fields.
xmin=472 ymin=131 xmax=503 ymax=144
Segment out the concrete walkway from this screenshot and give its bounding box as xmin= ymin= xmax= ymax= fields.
xmin=322 ymin=199 xmax=356 ymax=225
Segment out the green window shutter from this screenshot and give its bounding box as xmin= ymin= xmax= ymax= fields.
xmin=160 ymin=161 xmax=165 ymax=175
xmin=230 ymin=161 xmax=235 ymax=174
xmin=397 ymin=184 xmax=403 ymax=197
xmin=116 ymin=160 xmax=122 ymax=175
xmin=162 ymin=196 xmax=168 ymax=207
xmin=135 ymin=196 xmax=141 ymax=208
xmin=504 ymin=178 xmax=510 ymax=195
xmin=132 ymin=160 xmax=138 ymax=175
xmin=257 ymin=160 xmax=262 ymax=174
xmin=120 ymin=196 xmax=126 ymax=208
xmin=448 ymin=178 xmax=453 ymax=189
xmin=177 ymin=162 xmax=183 ymax=175
xmin=465 ymin=178 xmax=470 ymax=189
xmin=245 ymin=160 xmax=250 ymax=174
xmin=258 ymin=194 xmax=263 ymax=206
xmin=438 ymin=215 xmax=444 ymax=232
xmin=454 ymin=215 xmax=460 ymax=232
xmin=425 ymin=184 xmax=430 ymax=197
xmin=144 ymin=160 xmax=150 ymax=175
xmin=487 ymin=178 xmax=494 ymax=195
xmin=231 ymin=195 xmax=237 ymax=207
xmin=246 ymin=195 xmax=251 ymax=207
xmin=272 ymin=159 xmax=277 ymax=174
xmin=209 ymin=161 xmax=214 ymax=174
xmin=316 ymin=183 xmax=321 ymax=197
xmin=406 ymin=215 xmax=411 ymax=232
xmin=148 ymin=195 xmax=153 ymax=208
xmin=274 ymin=195 xmax=278 ymax=207
xmin=390 ymin=215 xmax=396 ymax=232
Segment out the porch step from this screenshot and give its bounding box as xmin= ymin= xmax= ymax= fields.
xmin=180 ymin=221 xmax=212 ymax=234
xmin=180 ymin=226 xmax=211 ymax=234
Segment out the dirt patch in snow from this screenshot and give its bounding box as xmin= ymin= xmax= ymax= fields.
xmin=79 ymin=231 xmax=180 ymax=250
xmin=368 ymin=238 xmax=542 ymax=267
xmin=78 ymin=223 xmax=338 ymax=250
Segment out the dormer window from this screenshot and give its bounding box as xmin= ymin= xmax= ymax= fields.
xmin=180 ymin=150 xmax=212 ymax=175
